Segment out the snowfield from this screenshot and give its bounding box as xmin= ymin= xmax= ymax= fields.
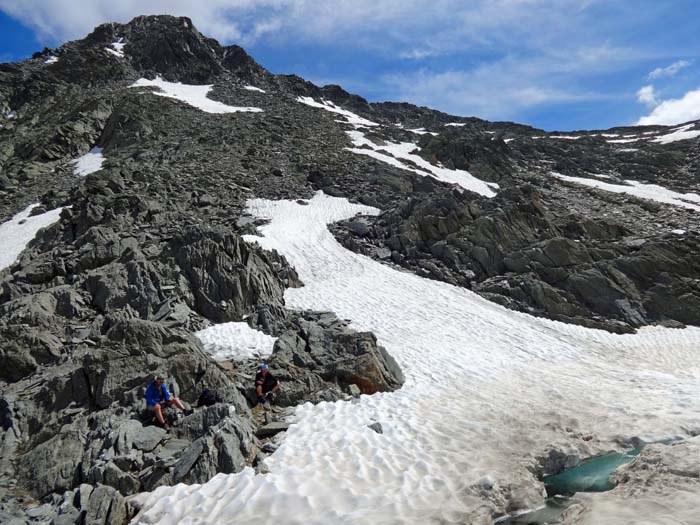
xmin=133 ymin=193 xmax=700 ymax=525
xmin=130 ymin=77 xmax=263 ymax=114
xmin=73 ymin=146 xmax=105 ymax=176
xmin=0 ymin=204 xmax=64 ymax=270
xmin=552 ymin=172 xmax=700 ymax=212
xmin=346 ymin=130 xmax=498 ymax=197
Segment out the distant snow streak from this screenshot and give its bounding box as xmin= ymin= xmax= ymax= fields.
xmin=346 ymin=130 xmax=498 ymax=197
xmin=552 ymin=172 xmax=700 ymax=212
xmin=296 ymin=96 xmax=378 ymax=127
xmin=407 ymin=128 xmax=438 ymax=136
xmin=130 ymin=77 xmax=263 ymax=114
xmin=653 ymin=124 xmax=700 ymax=144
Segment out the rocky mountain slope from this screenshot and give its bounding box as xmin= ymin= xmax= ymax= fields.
xmin=0 ymin=14 xmax=698 ymax=524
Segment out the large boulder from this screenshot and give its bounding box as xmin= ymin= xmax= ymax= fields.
xmin=268 ymin=311 xmax=404 ymax=406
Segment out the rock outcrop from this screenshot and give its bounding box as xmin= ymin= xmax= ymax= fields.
xmin=267 ymin=311 xmax=404 ymax=405
xmin=333 ymin=184 xmax=700 ymax=332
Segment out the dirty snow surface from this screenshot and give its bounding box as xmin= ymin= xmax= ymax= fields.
xmin=346 ymin=130 xmax=498 ymax=197
xmin=73 ymin=146 xmax=105 ymax=176
xmin=134 ymin=192 xmax=700 ymax=525
xmin=130 ymin=77 xmax=263 ymax=114
xmin=195 ymin=322 xmax=277 ymax=361
xmin=0 ymin=204 xmax=63 ymax=270
xmin=552 ymin=172 xmax=700 ymax=211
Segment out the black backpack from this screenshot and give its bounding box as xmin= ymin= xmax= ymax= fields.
xmin=197 ymin=388 xmax=223 ymax=407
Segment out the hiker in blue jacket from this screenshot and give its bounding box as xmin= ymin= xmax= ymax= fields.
xmin=145 ymin=374 xmax=187 ymax=428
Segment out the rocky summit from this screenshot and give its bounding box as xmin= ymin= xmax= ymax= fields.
xmin=0 ymin=14 xmax=698 ymax=525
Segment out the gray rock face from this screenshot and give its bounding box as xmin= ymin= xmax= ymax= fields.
xmin=174 ymin=228 xmax=287 ymax=323
xmin=17 ymin=429 xmax=84 ymax=498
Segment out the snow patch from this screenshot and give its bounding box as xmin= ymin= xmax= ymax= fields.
xmin=5 ymin=110 xmax=16 ymax=119
xmin=407 ymin=128 xmax=437 ymax=136
xmin=106 ymin=38 xmax=126 ymax=58
xmin=445 ymin=122 xmax=465 ymax=127
xmin=653 ymin=123 xmax=700 ymax=144
xmin=346 ymin=130 xmax=498 ymax=196
xmin=73 ymin=147 xmax=105 ymax=177
xmin=0 ymin=204 xmax=64 ymax=271
xmin=130 ymin=77 xmax=263 ymax=114
xmin=296 ymin=96 xmax=378 ymax=127
xmin=616 ymin=148 xmax=639 ymax=153
xmin=243 ymin=85 xmax=266 ymax=93
xmin=134 ymin=192 xmax=700 ymax=525
xmin=45 ymin=56 xmax=58 ymax=64
xmin=548 ymin=135 xmax=583 ymax=140
xmin=552 ymin=172 xmax=700 ymax=212
xmin=607 ymin=137 xmax=642 ymax=144
xmin=672 ymin=229 xmax=686 ymax=235
xmin=195 ymin=322 xmax=277 ymax=361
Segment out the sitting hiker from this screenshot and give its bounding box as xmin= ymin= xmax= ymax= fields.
xmin=255 ymin=364 xmax=280 ymax=405
xmin=145 ymin=374 xmax=186 ymax=428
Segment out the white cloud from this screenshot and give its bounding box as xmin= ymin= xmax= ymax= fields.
xmin=647 ymin=59 xmax=692 ymax=80
xmin=0 ymin=0 xmax=609 ymax=50
xmin=382 ymin=60 xmax=610 ymax=121
xmin=637 ymin=88 xmax=700 ymax=126
xmin=636 ymin=85 xmax=658 ymax=107
xmin=399 ymin=49 xmax=437 ymax=60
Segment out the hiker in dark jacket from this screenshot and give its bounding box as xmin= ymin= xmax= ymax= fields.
xmin=255 ymin=364 xmax=280 ymax=404
xmin=145 ymin=375 xmax=186 ymax=428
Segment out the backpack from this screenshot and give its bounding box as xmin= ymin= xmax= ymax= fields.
xmin=197 ymin=388 xmax=223 ymax=407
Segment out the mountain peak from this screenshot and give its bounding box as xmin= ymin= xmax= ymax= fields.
xmin=24 ymin=15 xmax=264 ymax=86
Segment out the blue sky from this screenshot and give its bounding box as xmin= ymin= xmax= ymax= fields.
xmin=1 ymin=1 xmax=699 ymax=131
